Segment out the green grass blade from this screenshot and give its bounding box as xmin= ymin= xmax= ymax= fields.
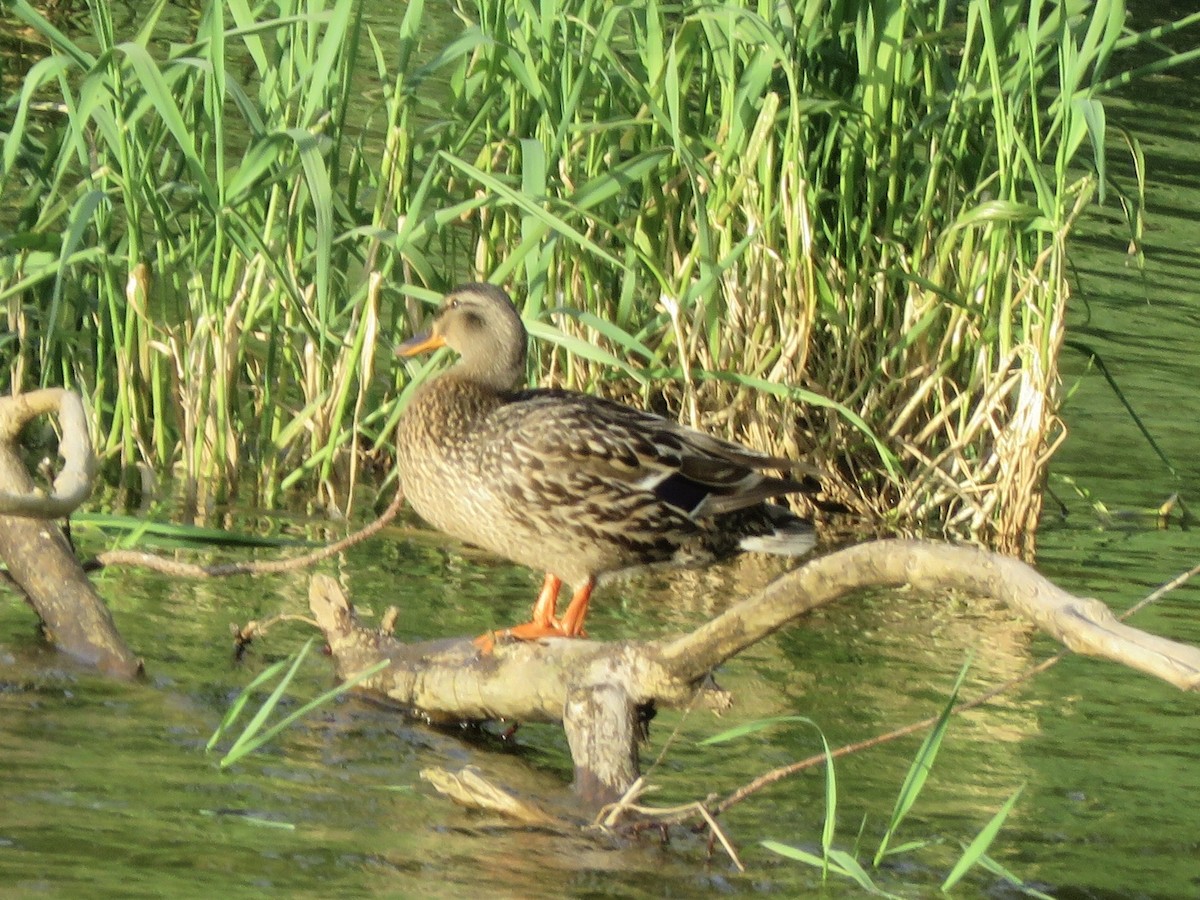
xmin=3 ymin=55 xmax=76 ymax=175
xmin=874 ymin=656 xmax=972 ymax=864
xmin=438 ymin=151 xmax=625 ymax=269
xmin=72 ymin=513 xmax=304 ymax=548
xmin=223 ymin=0 xmax=270 ymax=73
xmin=817 ymin=725 xmax=837 ymax=865
xmin=525 ymin=320 xmax=650 ymax=385
xmin=700 ymin=370 xmax=900 ymax=477
xmin=7 ymin=0 xmax=97 ymax=68
xmin=116 ymin=42 xmax=218 ymax=207
xmin=47 ymin=190 xmax=107 ymax=352
xmin=219 ymin=654 xmax=390 ymax=768
xmin=284 ymin=126 xmax=334 ymax=318
xmin=974 ymin=851 xmax=1057 ymax=900
xmin=699 ymin=714 xmax=820 ymax=745
xmin=199 ymin=809 xmax=296 ymax=830
xmin=826 ymin=848 xmax=892 ymax=897
xmin=569 ymin=311 xmax=661 ymax=366
xmin=941 ymin=784 xmax=1026 ymax=891
xmin=219 ymin=638 xmax=316 ymax=765
xmin=206 ymin=656 xmax=295 ymax=752
xmin=761 ymin=843 xmax=898 ymax=899
xmin=1064 ymin=338 xmax=1177 ymax=477
xmin=761 ymin=840 xmax=835 ymax=870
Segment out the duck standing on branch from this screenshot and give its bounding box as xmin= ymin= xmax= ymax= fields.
xmin=396 ymin=283 xmax=818 ymax=649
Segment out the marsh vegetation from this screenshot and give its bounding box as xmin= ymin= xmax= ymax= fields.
xmin=6 ymin=0 xmax=1196 ymax=549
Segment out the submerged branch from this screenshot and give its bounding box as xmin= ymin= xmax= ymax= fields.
xmin=0 ymin=389 xmax=140 ymax=677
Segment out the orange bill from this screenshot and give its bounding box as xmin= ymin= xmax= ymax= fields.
xmin=396 ymin=332 xmax=446 ymax=357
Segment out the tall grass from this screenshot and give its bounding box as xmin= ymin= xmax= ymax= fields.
xmin=417 ymin=0 xmax=1159 ymax=555
xmin=2 ymin=0 xmax=1197 ymax=547
xmin=2 ymin=0 xmax=384 ymax=509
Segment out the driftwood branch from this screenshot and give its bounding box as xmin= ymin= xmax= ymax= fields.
xmin=0 ymin=389 xmax=141 ymax=677
xmin=311 ymin=540 xmax=1200 ymax=807
xmin=659 ymin=540 xmax=1200 ymax=690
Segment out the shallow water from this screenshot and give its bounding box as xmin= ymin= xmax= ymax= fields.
xmin=4 ymin=492 xmax=1200 ymax=899
xmin=4 ymin=3 xmax=1200 ymax=899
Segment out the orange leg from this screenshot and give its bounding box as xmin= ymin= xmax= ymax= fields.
xmin=559 ymin=577 xmax=595 ymax=637
xmin=474 ymin=573 xmax=593 ymax=652
xmin=529 ymin=573 xmax=563 ymax=627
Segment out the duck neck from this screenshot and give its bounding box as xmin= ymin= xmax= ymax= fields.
xmin=451 ymin=337 xmax=526 ymax=392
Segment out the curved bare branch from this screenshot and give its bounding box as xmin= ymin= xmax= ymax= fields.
xmin=0 ymin=389 xmax=95 ymax=517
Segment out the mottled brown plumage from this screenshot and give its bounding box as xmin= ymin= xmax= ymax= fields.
xmin=395 ymin=283 xmax=817 ymax=645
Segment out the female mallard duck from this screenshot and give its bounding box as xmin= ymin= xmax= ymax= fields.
xmin=396 ymin=283 xmax=817 ymax=646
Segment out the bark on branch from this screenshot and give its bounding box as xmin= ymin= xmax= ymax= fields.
xmin=310 ymin=540 xmax=1200 ymax=806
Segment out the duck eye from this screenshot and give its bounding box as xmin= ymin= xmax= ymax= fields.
xmin=446 ymin=298 xmax=460 ymax=311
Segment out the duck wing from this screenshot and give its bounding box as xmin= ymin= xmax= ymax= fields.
xmin=493 ymin=388 xmax=817 ymax=519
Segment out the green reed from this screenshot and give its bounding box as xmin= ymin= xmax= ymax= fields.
xmin=206 ymin=637 xmax=388 ymax=768
xmin=3 ymin=0 xmax=382 ymax=508
xmin=376 ymin=0 xmax=1186 ymax=552
xmin=2 ymin=0 xmax=1196 ymax=542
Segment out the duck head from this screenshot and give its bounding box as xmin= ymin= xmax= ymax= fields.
xmin=397 ymin=283 xmax=528 ymax=391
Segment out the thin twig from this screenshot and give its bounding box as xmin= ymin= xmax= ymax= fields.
xmin=592 ymin=786 xmax=741 ymax=871
xmin=86 ymin=486 xmax=405 ymax=578
xmin=696 ymin=802 xmax=745 ymax=872
xmin=593 ymin=777 xmax=652 ymax=829
xmin=232 ymin=613 xmax=322 ymax=648
xmin=1121 ymin=559 xmax=1200 ymax=619
xmin=642 ymin=682 xmax=712 ymax=775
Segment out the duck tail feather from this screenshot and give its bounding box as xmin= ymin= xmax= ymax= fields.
xmin=736 ymin=504 xmax=816 ymax=556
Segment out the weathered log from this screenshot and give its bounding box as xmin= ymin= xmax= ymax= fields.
xmin=309 ymin=576 xmax=729 ymax=725
xmin=563 ymin=681 xmax=641 ymax=803
xmin=0 ymin=389 xmax=141 ymax=678
xmin=310 ymin=540 xmax=1200 ymax=808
